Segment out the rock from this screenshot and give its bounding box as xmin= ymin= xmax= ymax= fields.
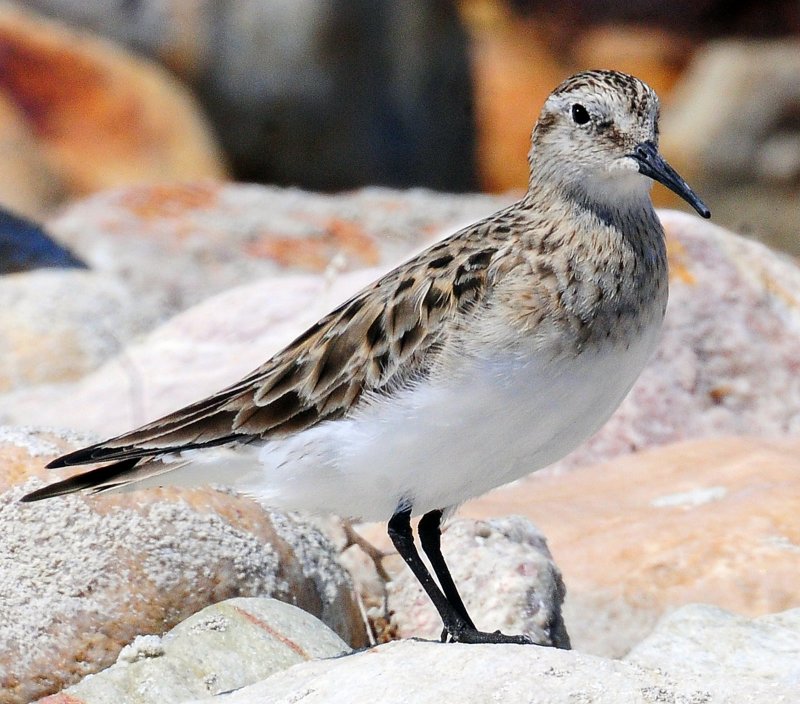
xmin=183 ymin=638 xmax=786 ymax=704
xmin=0 ymin=4 xmax=227 ymax=199
xmin=0 ymin=427 xmax=364 ymax=704
xmin=0 ymin=267 xmax=384 ymax=434
xmin=43 ymin=184 xmax=503 ymax=321
xmin=0 ymin=207 xmax=84 ymax=273
xmin=0 ymin=92 xmax=62 ymax=218
xmin=663 ymin=40 xmax=800 ymax=183
xmin=625 ymin=604 xmax=800 ymax=688
xmin=570 ymin=25 xmax=690 ymax=98
xmin=661 ymin=40 xmax=800 ymax=254
xmin=463 ymin=436 xmax=800 ymax=657
xmin=37 ymin=598 xmax=351 ymax=704
xmin=23 ymin=0 xmax=476 ymax=191
xmin=0 ymin=269 xmax=160 ymax=393
xmin=384 ymin=517 xmax=569 ymax=648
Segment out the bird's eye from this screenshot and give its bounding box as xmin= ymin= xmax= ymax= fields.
xmin=571 ymin=104 xmax=590 ymax=125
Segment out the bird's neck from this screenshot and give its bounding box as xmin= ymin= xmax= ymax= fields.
xmin=520 ymin=171 xmax=668 ymax=319
xmin=525 ymin=170 xmax=665 ymax=259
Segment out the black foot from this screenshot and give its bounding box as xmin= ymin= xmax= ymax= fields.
xmin=447 ymin=624 xmax=533 ymax=645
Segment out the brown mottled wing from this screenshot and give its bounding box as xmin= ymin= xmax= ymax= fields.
xmin=47 ymin=239 xmax=500 ymax=469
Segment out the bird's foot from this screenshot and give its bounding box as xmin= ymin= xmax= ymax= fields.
xmin=443 ymin=623 xmax=533 ymax=645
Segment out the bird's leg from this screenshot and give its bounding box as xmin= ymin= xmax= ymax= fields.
xmin=388 ymin=508 xmax=531 ymax=645
xmin=418 ymin=509 xmax=475 ymax=632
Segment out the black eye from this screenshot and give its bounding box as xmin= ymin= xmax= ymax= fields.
xmin=571 ymin=104 xmax=590 ymax=125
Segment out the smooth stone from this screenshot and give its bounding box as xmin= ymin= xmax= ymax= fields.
xmin=625 ymin=604 xmax=800 ymax=687
xmin=183 ymin=637 xmax=787 ymax=704
xmin=36 ymin=598 xmax=351 ymax=704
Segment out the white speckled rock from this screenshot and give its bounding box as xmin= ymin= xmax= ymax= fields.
xmin=0 ymin=427 xmax=364 ymax=704
xmin=183 ymin=638 xmax=788 ymax=704
xmin=625 ymin=604 xmax=800 ymax=687
xmin=37 ymin=598 xmax=350 ymax=704
xmin=384 ymin=517 xmax=569 ymax=648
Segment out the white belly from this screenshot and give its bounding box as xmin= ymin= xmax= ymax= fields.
xmin=220 ymin=320 xmax=663 ymax=521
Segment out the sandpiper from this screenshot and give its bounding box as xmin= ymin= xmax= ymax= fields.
xmin=23 ymin=70 xmax=709 ymax=645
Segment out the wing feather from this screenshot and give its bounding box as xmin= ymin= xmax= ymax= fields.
xmin=45 ymin=233 xmax=503 ymax=470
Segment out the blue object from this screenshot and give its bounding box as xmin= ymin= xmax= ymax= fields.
xmin=0 ymin=208 xmax=86 ymax=274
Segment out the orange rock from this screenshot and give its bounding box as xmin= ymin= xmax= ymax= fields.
xmin=0 ymin=5 xmax=227 ymax=198
xmin=570 ymin=25 xmax=691 ymax=98
xmin=0 ymin=92 xmax=62 ymax=217
xmin=462 ymin=4 xmax=564 ymax=193
xmin=462 ymin=436 xmax=800 ymax=653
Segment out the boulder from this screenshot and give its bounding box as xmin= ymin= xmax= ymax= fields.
xmin=0 ymin=266 xmax=383 ymax=434
xmin=36 ymin=598 xmax=351 ymax=704
xmin=182 ymin=637 xmax=788 ymax=704
xmin=0 ymin=269 xmax=159 ymax=393
xmin=463 ymin=436 xmax=800 ymax=657
xmin=0 ymin=4 xmax=227 ymax=199
xmin=0 ymin=427 xmax=365 ymax=704
xmin=625 ymin=604 xmax=800 ymax=687
xmin=661 ymin=40 xmax=800 ymax=254
xmin=44 ymin=184 xmax=503 ymax=319
xmin=384 ymin=517 xmax=570 ymax=648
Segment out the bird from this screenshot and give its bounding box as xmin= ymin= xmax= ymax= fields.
xmin=22 ymin=70 xmax=710 ymax=646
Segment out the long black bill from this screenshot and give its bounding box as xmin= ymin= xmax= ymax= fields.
xmin=630 ymin=141 xmax=710 ymax=219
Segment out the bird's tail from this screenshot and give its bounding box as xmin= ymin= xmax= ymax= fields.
xmin=20 ymin=444 xmax=260 ymax=502
xmin=20 ymin=458 xmax=144 ymax=501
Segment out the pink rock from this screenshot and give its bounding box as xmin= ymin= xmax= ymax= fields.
xmin=463 ymin=436 xmax=800 ymax=656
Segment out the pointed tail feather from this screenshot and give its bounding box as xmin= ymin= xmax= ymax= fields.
xmin=20 ymin=458 xmax=142 ymax=501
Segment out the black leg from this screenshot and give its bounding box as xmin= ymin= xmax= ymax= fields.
xmin=388 ymin=508 xmax=532 ymax=645
xmin=418 ymin=509 xmax=475 ymax=630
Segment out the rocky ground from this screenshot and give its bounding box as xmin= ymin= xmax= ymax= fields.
xmin=0 ymin=186 xmax=798 ymax=703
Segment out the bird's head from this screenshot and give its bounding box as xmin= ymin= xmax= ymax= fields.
xmin=530 ymin=69 xmax=709 ymax=219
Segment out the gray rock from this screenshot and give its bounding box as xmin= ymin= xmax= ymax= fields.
xmin=625 ymin=604 xmax=800 ymax=687
xmin=188 ymin=638 xmax=786 ymax=704
xmin=386 ymin=516 xmax=570 ymax=648
xmin=662 ymin=40 xmax=800 ymax=255
xmin=47 ymin=598 xmax=351 ymax=704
